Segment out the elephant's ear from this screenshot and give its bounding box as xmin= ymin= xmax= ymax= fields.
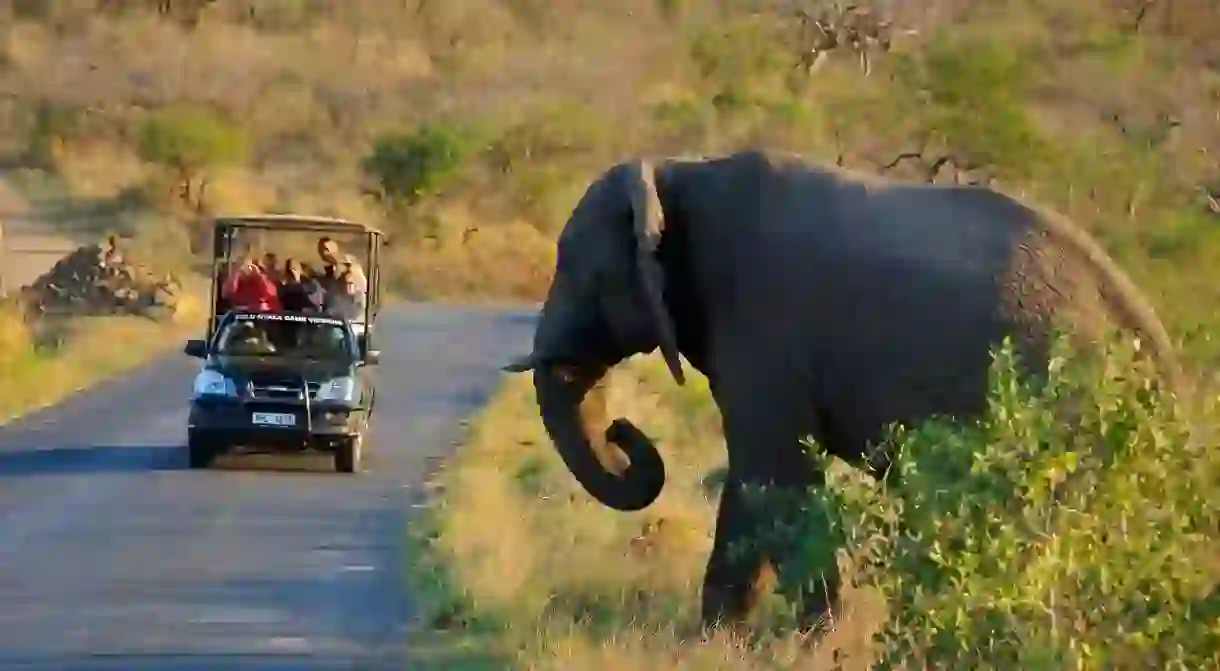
xmin=626 ymin=160 xmax=686 ymax=386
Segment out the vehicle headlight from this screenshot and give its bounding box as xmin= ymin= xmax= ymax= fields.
xmin=314 ymin=376 xmax=357 ymax=403
xmin=192 ymin=369 xmax=236 ymax=398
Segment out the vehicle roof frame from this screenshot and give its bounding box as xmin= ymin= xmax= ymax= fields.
xmin=204 ymin=214 xmax=384 ymax=348
xmin=211 ymin=214 xmax=385 ymax=236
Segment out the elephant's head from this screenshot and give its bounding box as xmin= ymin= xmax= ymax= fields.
xmin=504 ymin=160 xmax=686 ymax=512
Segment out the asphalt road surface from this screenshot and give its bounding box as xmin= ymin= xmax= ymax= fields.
xmin=0 ymin=304 xmax=538 ymax=670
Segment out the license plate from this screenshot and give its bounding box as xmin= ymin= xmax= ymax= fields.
xmin=251 ymin=412 xmax=296 ymax=427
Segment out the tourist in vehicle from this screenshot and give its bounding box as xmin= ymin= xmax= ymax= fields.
xmin=316 ymin=237 xmax=368 ymax=298
xmin=259 ymin=251 xmax=281 ymax=283
xmin=324 ymin=266 xmax=363 ymax=320
xmin=222 ymin=255 xmax=282 ymax=312
xmin=278 ymin=258 xmax=326 ymax=313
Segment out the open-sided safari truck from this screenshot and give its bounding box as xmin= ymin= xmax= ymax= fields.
xmin=182 ymin=215 xmax=384 ymax=473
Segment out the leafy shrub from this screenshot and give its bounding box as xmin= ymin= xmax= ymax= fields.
xmin=893 ymin=35 xmax=1046 ymax=174
xmin=687 ymin=17 xmax=789 ymax=86
xmin=361 ymin=122 xmax=479 ymax=208
xmin=685 ymin=17 xmax=792 ymax=112
xmin=239 ymin=0 xmax=331 ymax=33
xmin=23 ymin=102 xmax=85 ymax=167
xmin=803 ymin=334 xmax=1220 ymax=669
xmin=137 ymin=107 xmax=249 ymax=176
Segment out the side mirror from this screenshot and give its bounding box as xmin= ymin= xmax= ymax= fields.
xmin=183 ymin=339 xmax=207 ymax=359
xmin=362 ymin=349 xmax=381 ymax=366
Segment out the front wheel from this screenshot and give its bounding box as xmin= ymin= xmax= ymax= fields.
xmin=334 ymin=435 xmax=362 ymax=474
xmin=187 ymin=431 xmax=218 ymax=469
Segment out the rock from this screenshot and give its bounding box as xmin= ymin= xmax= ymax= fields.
xmin=20 ymin=236 xmax=182 ymax=320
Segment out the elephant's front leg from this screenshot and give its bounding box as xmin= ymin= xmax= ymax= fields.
xmin=700 ymin=474 xmax=838 ymax=635
xmin=699 ymin=478 xmax=779 ymax=630
xmin=700 ymin=385 xmax=840 ymax=635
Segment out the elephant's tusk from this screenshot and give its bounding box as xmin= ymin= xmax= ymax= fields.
xmin=502 ymin=353 xmax=537 ymax=372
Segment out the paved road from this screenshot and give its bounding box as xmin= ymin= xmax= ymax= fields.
xmin=0 ymin=304 xmax=538 ymax=670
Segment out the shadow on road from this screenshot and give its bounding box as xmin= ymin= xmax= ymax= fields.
xmin=0 ymin=445 xmax=186 ymax=476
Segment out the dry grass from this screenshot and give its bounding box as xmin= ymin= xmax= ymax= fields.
xmin=408 ymin=356 xmax=892 ymax=669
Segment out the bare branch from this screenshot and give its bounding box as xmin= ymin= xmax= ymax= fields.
xmin=878 ymin=151 xmax=926 ymax=172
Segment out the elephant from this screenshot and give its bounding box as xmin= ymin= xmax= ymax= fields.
xmin=503 ymin=149 xmax=1183 ymax=634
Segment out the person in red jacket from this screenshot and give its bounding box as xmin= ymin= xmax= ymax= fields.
xmin=222 ymin=256 xmax=282 ymax=312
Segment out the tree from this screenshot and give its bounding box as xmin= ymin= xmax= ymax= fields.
xmin=361 ymin=122 xmax=478 ymax=208
xmin=137 ymin=107 xmax=248 ymax=211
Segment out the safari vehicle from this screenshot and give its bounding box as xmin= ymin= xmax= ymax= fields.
xmin=183 ymin=214 xmax=384 ymax=473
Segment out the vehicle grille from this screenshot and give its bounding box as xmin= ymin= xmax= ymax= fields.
xmin=246 ymin=376 xmax=321 ymax=401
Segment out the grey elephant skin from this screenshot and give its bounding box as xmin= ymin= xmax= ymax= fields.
xmin=504 ymin=149 xmax=1182 ymax=632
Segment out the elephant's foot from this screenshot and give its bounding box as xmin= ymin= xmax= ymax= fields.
xmin=792 ymin=578 xmax=844 ymax=647
xmin=698 ymin=557 xmax=779 ymax=633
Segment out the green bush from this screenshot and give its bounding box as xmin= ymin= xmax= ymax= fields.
xmin=685 ymin=17 xmax=793 ymax=117
xmin=802 ymin=334 xmax=1220 ymax=669
xmin=361 ymin=122 xmax=479 ymax=207
xmin=894 ymin=35 xmax=1046 ymax=174
xmin=137 ymin=107 xmax=249 ymax=175
xmin=241 ymin=0 xmax=330 ymax=33
xmin=687 ymin=18 xmax=789 ymax=87
xmin=23 ymin=101 xmax=83 ymax=167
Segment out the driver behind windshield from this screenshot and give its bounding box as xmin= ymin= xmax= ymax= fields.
xmin=223 ymin=321 xmax=277 ymax=356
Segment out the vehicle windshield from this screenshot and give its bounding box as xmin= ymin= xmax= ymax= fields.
xmin=215 ymin=313 xmax=355 ymax=360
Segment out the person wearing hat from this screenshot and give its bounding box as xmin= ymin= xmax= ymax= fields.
xmin=315 ymin=236 xmax=367 ymax=316
xmin=316 ymin=237 xmax=366 ymax=291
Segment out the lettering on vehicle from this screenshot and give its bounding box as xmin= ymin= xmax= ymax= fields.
xmin=233 ymin=312 xmax=345 ymax=326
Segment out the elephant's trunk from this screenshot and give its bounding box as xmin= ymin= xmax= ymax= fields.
xmin=534 ymin=365 xmax=665 ymax=512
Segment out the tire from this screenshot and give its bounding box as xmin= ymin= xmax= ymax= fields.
xmin=187 ymin=431 xmax=217 ymax=469
xmin=334 ymin=435 xmax=362 ymax=474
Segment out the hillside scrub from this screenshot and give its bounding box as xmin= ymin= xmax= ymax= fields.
xmin=0 ymin=0 xmax=1216 ymax=318
xmin=409 ymin=332 xmax=1220 ymax=669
